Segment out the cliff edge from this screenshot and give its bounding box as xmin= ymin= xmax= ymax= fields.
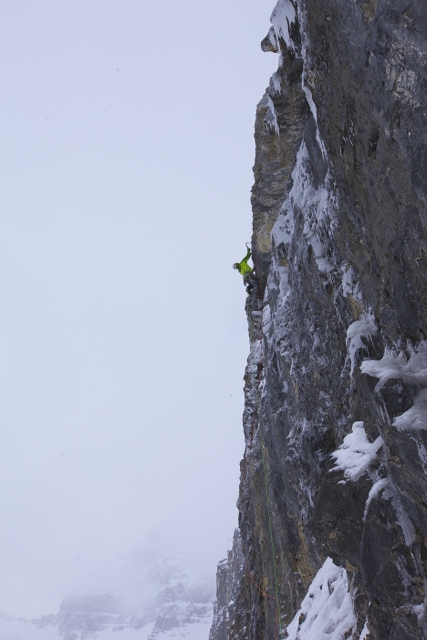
xmin=211 ymin=1 xmax=427 ymax=639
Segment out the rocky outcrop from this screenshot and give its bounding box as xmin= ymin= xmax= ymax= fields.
xmin=211 ymin=1 xmax=427 ymax=639
xmin=209 ymin=530 xmax=248 ymax=640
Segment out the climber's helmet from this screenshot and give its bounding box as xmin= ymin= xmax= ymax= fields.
xmin=233 ymin=263 xmax=239 ymax=270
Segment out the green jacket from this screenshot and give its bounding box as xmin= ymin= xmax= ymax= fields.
xmin=237 ymin=248 xmax=253 ymax=276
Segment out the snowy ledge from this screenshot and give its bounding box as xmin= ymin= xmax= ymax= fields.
xmin=285 ymin=557 xmax=356 ymax=640
xmin=361 ymin=341 xmax=427 ymax=431
xmin=330 ymin=421 xmax=383 ymax=483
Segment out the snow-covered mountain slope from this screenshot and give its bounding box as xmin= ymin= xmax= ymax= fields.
xmin=0 ymin=555 xmax=213 ymax=640
xmin=0 ymin=613 xmax=212 ymax=640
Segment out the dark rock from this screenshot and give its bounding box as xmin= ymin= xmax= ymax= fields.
xmin=209 ymin=530 xmax=249 ymax=640
xmin=210 ymin=0 xmax=427 ymax=638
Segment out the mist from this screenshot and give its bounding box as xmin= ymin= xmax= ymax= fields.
xmin=0 ymin=0 xmax=276 ymax=619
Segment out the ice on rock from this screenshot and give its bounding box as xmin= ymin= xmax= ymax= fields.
xmin=330 ymin=421 xmax=383 ymax=483
xmin=363 ymin=478 xmax=390 ymax=520
xmin=341 ymin=266 xmax=357 ymax=298
xmin=272 ymin=141 xmax=336 ymax=276
xmin=285 ymin=557 xmax=356 ymax=640
xmin=382 ymin=484 xmax=417 ymax=546
xmin=393 ymin=388 xmax=427 ymax=431
xmin=270 ymin=0 xmax=296 ymax=52
xmin=270 ymin=71 xmax=282 ymax=94
xmin=346 ymin=313 xmax=377 ymax=376
xmin=266 ymin=96 xmax=280 ymax=136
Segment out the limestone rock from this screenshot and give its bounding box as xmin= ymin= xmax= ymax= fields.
xmin=211 ymin=0 xmax=427 ymax=638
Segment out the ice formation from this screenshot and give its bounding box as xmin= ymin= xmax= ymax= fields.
xmin=362 ymin=342 xmax=427 ymax=431
xmin=346 ymin=313 xmax=377 ymax=376
xmin=330 ymin=421 xmax=383 ymax=483
xmin=270 ymin=0 xmax=296 ymax=52
xmin=361 ymin=342 xmax=427 ymax=391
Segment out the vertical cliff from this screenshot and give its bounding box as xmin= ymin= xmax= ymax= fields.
xmin=211 ymin=1 xmax=427 ymax=639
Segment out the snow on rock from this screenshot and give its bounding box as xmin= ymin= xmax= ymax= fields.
xmin=361 ymin=341 xmax=427 ymax=390
xmin=361 ymin=342 xmax=427 ymax=432
xmin=300 ymin=76 xmax=327 ymax=159
xmin=330 ymin=421 xmax=383 ymax=483
xmin=272 ymin=141 xmax=336 ymax=276
xmin=270 ymin=0 xmax=297 ymax=52
xmin=346 ymin=313 xmax=377 ymax=376
xmin=359 ymin=620 xmax=370 ymax=640
xmin=341 ymin=266 xmax=358 ymax=299
xmin=270 ymin=70 xmax=282 ymax=94
xmin=266 ymin=95 xmax=280 ymax=137
xmin=285 ymin=558 xmax=356 ymax=640
xmin=295 ymin=4 xmax=328 ymax=158
xmin=393 ymin=388 xmax=427 ymax=431
xmin=382 ymin=484 xmax=417 ymax=546
xmin=363 ymin=478 xmax=390 ymax=520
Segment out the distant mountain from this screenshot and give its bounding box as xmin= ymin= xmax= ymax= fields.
xmin=0 ymin=554 xmax=213 ymax=640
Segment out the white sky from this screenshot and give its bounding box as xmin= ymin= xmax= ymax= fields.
xmin=0 ymin=0 xmax=277 ymax=619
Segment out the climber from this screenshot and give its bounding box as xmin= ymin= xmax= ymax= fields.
xmin=233 ymin=243 xmax=255 ymax=293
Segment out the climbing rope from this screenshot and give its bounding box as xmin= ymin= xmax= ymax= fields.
xmin=247 ymin=566 xmax=279 ymax=640
xmin=245 ymin=269 xmax=284 ymax=640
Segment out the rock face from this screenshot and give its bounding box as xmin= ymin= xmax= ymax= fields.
xmin=209 ymin=530 xmax=249 ymax=640
xmin=211 ymin=1 xmax=427 ymax=639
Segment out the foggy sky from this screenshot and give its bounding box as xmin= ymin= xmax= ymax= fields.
xmin=0 ymin=0 xmax=277 ymax=618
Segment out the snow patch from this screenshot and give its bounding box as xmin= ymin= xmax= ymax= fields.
xmin=359 ymin=620 xmax=370 ymax=640
xmin=331 ymin=421 xmax=383 ymax=483
xmin=285 ymin=557 xmax=356 ymax=640
xmin=346 ymin=313 xmax=377 ymax=375
xmin=270 ymin=0 xmax=296 ymax=52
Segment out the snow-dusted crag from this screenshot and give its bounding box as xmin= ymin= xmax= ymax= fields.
xmin=211 ymin=1 xmax=427 ymax=639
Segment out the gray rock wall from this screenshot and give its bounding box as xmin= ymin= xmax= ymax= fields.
xmin=211 ymin=1 xmax=427 ymax=639
xmin=209 ymin=530 xmax=249 ymax=640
